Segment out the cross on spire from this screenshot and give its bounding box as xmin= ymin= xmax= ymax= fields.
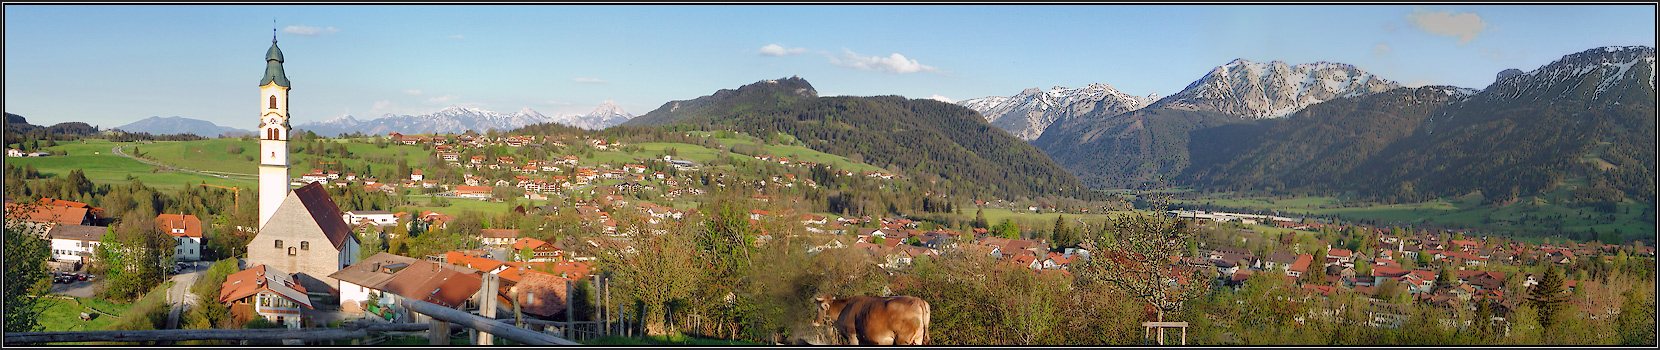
xmin=272 ymin=18 xmax=277 ymax=43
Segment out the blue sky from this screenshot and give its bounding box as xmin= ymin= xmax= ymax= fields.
xmin=4 ymin=4 xmax=1654 ymax=129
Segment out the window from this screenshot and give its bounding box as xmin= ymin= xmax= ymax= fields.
xmin=269 ymin=95 xmax=277 ymax=109
xmin=275 ymin=240 xmax=283 ymax=248
xmin=288 ymin=247 xmax=297 ymax=256
xmin=300 ymin=241 xmax=309 ymax=250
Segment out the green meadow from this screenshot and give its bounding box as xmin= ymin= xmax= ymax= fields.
xmin=7 ymin=139 xmax=253 ymax=192
xmin=1164 ymin=188 xmax=1654 ymax=242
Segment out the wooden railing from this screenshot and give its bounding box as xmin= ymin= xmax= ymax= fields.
xmin=4 ymin=322 xmax=429 ymax=344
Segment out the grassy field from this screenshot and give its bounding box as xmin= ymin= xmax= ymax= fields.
xmin=1165 ymin=189 xmax=1655 ymax=242
xmin=393 ymin=195 xmax=521 ymax=216
xmin=7 ymin=139 xmax=254 ymax=192
xmin=35 ymin=296 xmax=133 ymax=332
xmin=976 ymin=208 xmax=1152 ymax=229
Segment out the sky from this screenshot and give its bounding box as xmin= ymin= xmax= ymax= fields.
xmin=4 ymin=4 xmax=1655 ymax=129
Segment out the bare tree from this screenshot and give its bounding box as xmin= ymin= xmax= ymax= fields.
xmin=1074 ymin=214 xmax=1208 ymax=324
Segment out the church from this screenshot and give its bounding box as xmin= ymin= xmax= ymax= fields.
xmin=242 ymin=34 xmax=361 ymax=301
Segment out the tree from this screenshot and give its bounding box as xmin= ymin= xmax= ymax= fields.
xmin=973 ymin=209 xmax=988 ymax=229
xmin=994 ymin=219 xmax=1020 ymax=239
xmin=3 ymin=210 xmax=51 ymax=332
xmin=599 ymin=218 xmax=699 ymax=336
xmin=1527 ymin=266 xmax=1570 ymax=330
xmin=1050 ymin=215 xmax=1070 ymax=246
xmin=1074 ymin=214 xmax=1208 ymax=327
xmin=93 ymin=211 xmax=177 ymax=301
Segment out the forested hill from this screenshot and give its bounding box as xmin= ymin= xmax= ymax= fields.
xmin=622 ymin=77 xmax=1097 ymax=200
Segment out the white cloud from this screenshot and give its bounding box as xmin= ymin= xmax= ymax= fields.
xmin=403 ymin=90 xmax=423 ymax=95
xmin=757 ymin=44 xmax=808 ymax=56
xmin=448 ymin=34 xmax=465 ymax=40
xmin=283 ymin=25 xmax=340 ymax=37
xmin=428 ymin=95 xmax=457 ymax=103
xmin=572 ymin=77 xmax=606 ymax=84
xmin=829 ymin=49 xmax=939 ymax=74
xmin=372 ymin=100 xmax=392 ymax=110
xmin=926 ymin=94 xmax=954 ymax=103
xmin=1407 ymin=8 xmax=1487 ymax=45
xmin=1372 ymin=44 xmax=1391 ymax=57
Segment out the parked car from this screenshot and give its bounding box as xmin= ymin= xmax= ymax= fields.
xmin=73 ymin=273 xmax=87 ymax=281
xmin=54 ymin=276 xmax=73 ymax=284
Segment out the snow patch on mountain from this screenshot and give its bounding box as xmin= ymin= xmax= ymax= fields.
xmin=956 ymin=83 xmax=1155 ymax=140
xmin=1152 ymin=59 xmax=1401 ymax=119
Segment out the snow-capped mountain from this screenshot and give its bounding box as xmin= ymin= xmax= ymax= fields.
xmin=295 ymin=106 xmax=552 ymax=136
xmin=1151 ymin=59 xmax=1401 ymax=119
xmin=548 ymin=99 xmax=633 ymax=130
xmin=295 ymin=101 xmax=634 ymax=136
xmin=956 ymin=83 xmax=1156 ymax=140
xmin=1476 ymin=46 xmax=1655 ymax=106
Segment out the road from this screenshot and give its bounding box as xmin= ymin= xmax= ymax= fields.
xmin=163 ymin=261 xmax=205 ymax=332
xmin=110 ymin=144 xmax=255 ymax=180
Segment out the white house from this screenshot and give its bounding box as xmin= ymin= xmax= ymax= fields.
xmin=47 ymin=224 xmax=104 ymax=262
xmin=155 ymin=214 xmax=203 ymax=261
xmin=342 ymin=210 xmax=399 ymax=227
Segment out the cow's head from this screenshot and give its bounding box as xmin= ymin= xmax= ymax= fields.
xmin=812 ymin=296 xmax=838 ymax=327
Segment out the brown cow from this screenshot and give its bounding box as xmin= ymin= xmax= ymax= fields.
xmin=813 ymin=295 xmax=931 ymax=345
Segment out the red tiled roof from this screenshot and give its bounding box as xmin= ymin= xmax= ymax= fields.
xmin=1288 ymin=254 xmax=1313 ymax=273
xmin=481 ymin=229 xmax=520 ymax=239
xmin=155 ymin=214 xmax=202 ymax=238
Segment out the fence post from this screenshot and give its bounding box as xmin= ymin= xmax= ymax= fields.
xmin=429 ymin=318 xmax=449 ymax=345
xmin=565 ymin=279 xmax=573 ymax=340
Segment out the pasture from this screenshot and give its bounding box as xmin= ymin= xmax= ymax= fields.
xmin=1165 ymin=189 xmax=1654 ymax=242
xmin=7 ymin=139 xmax=252 ymax=192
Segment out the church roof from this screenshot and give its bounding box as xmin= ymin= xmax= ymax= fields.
xmin=293 ymin=182 xmax=354 ymax=249
xmin=260 ymin=40 xmax=291 ymax=88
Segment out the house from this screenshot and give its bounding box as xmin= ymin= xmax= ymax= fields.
xmin=328 ymin=252 xmax=484 ymax=316
xmin=47 ymin=224 xmax=105 ymax=263
xmin=480 ymin=229 xmax=519 ymax=248
xmin=510 ymin=237 xmax=567 ymax=262
xmin=155 ymin=214 xmax=203 ymax=261
xmin=6 ymin=148 xmax=21 ymax=157
xmin=1286 ymin=254 xmax=1314 ymax=278
xmin=6 ymin=201 xmax=96 ymax=231
xmin=246 ymin=182 xmax=362 ymax=300
xmin=342 ymin=210 xmax=399 ymax=227
xmin=220 ymin=265 xmax=313 ymax=328
xmin=1326 ymin=248 xmax=1353 ymax=265
xmin=454 ymin=185 xmax=493 ymax=200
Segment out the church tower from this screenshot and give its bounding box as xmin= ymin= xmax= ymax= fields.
xmin=258 ymin=34 xmax=292 ymax=228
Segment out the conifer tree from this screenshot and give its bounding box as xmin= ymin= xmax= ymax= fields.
xmin=1527 ymin=266 xmax=1570 ymax=329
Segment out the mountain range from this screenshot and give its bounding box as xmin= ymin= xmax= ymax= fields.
xmin=1032 ymin=46 xmax=1655 ymax=205
xmin=955 ymin=84 xmax=1156 ymax=141
xmin=111 ymin=116 xmax=253 ymax=137
xmin=622 ymin=76 xmax=1096 ymax=200
xmin=295 ymin=101 xmax=633 ymax=136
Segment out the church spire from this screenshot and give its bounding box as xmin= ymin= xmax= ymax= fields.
xmin=261 ymin=22 xmax=289 ymax=88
